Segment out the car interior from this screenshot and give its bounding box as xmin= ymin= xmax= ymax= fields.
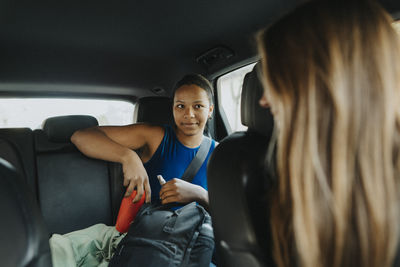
xmin=0 ymin=0 xmax=400 ymax=266
xmin=208 ymin=64 xmax=275 ymax=267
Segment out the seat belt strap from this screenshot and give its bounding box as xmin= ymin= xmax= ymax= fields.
xmin=181 ymin=136 xmax=212 ymax=182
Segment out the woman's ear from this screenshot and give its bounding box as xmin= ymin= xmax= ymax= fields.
xmin=208 ymin=104 xmax=214 ymax=118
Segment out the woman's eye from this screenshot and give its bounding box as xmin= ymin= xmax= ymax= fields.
xmin=194 ymin=104 xmax=203 ymax=109
xmin=176 ymin=104 xmax=184 ymax=109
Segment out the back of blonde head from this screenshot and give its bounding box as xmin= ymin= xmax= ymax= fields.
xmin=257 ymin=1 xmax=400 ymax=266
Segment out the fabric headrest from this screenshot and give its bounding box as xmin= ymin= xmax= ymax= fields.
xmin=135 ymin=96 xmax=174 ymax=125
xmin=43 ymin=115 xmax=99 ymax=143
xmin=240 ymin=63 xmax=274 ymax=136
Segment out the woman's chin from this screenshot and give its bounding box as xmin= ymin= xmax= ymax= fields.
xmin=177 ymin=125 xmax=204 ymax=136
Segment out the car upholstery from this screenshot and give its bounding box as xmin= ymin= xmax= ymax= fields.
xmin=207 ymin=64 xmax=275 ymax=267
xmin=33 ymin=115 xmax=119 ymax=234
xmin=135 ymin=96 xmax=174 ymax=125
xmin=0 ymin=128 xmax=38 ymax=198
xmin=0 ymin=158 xmax=52 ymax=267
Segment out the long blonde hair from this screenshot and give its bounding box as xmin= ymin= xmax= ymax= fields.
xmin=257 ymin=1 xmax=400 ymax=266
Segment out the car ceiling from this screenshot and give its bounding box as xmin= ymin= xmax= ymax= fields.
xmin=0 ymin=0 xmax=398 ymax=99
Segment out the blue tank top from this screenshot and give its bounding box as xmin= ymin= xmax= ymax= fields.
xmin=144 ymin=125 xmax=216 ymax=204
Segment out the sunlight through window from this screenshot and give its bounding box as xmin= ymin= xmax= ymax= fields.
xmin=0 ymin=98 xmax=135 ymax=129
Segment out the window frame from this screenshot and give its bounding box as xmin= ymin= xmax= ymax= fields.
xmin=215 ymin=62 xmax=258 ymax=135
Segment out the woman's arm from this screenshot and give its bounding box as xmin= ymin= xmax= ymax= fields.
xmin=71 ymin=124 xmax=164 ymax=202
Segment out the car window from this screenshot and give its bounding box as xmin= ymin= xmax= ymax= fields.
xmin=0 ymin=98 xmax=135 ymax=129
xmin=217 ymin=63 xmax=257 ymax=132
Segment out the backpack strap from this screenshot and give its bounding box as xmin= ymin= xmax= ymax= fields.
xmin=181 ymin=136 xmax=212 ymax=182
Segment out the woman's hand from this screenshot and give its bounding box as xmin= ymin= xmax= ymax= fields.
xmin=159 ymin=178 xmax=208 ymax=206
xmin=122 ymin=150 xmax=151 ymax=203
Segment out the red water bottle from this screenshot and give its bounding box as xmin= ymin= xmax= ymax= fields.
xmin=115 ymin=190 xmax=146 ymax=233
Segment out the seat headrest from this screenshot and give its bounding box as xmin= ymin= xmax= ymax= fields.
xmin=135 ymin=96 xmax=174 ymax=125
xmin=240 ymin=63 xmax=274 ymax=136
xmin=43 ymin=115 xmax=98 ymax=143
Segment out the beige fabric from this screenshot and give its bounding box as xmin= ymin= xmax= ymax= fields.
xmin=50 ymin=224 xmax=125 ymax=267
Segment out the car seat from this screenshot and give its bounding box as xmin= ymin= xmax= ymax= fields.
xmin=0 ymin=158 xmax=52 ymax=267
xmin=207 ymin=63 xmax=275 ymax=267
xmin=135 ymin=96 xmax=174 ymax=125
xmin=34 ymin=115 xmax=116 ymax=234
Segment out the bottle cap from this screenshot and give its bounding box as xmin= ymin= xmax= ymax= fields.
xmin=157 ymin=175 xmax=166 ymax=185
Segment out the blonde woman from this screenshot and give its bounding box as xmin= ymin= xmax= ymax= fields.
xmin=257 ymin=1 xmax=400 ymax=267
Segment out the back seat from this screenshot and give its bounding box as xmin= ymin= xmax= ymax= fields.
xmin=0 ymin=97 xmax=173 ymax=235
xmin=33 ymin=115 xmax=123 ymax=234
xmin=0 ymin=116 xmax=125 ymax=234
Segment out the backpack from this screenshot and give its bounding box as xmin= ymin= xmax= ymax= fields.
xmin=109 ymin=202 xmax=214 ymax=267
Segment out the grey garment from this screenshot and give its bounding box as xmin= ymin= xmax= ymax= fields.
xmin=50 ymin=224 xmax=125 ymax=267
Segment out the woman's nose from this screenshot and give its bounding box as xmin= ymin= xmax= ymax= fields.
xmin=184 ymin=108 xmax=195 ymax=118
xmin=259 ymin=92 xmax=270 ymax=108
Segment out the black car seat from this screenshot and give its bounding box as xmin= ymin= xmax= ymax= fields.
xmin=0 ymin=138 xmax=28 ymax=186
xmin=0 ymin=128 xmax=39 ymax=200
xmin=135 ymin=96 xmax=174 ymax=125
xmin=207 ymin=64 xmax=275 ymax=267
xmin=33 ymin=115 xmax=116 ymax=234
xmin=0 ymin=158 xmax=52 ymax=267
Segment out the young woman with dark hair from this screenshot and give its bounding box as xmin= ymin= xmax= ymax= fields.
xmin=72 ymin=74 xmax=216 ymax=208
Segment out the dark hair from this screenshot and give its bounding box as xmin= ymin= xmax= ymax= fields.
xmin=172 ymin=74 xmax=214 ymax=105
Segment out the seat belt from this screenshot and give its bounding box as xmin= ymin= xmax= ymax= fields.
xmin=181 ymin=136 xmax=212 ymax=182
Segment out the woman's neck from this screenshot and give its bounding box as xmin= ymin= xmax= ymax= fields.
xmin=174 ymin=128 xmax=203 ymax=148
